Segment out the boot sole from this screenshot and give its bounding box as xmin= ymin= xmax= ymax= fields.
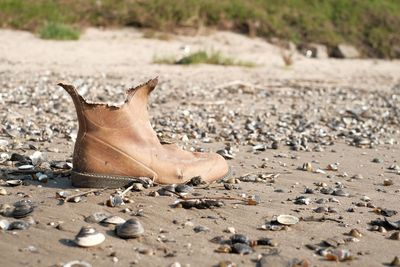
xmin=71 ymin=167 xmax=233 ymax=188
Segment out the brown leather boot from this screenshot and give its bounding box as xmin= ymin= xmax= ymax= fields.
xmin=58 ymin=78 xmax=230 ymax=188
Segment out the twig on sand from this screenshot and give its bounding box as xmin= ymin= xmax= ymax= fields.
xmin=61 ymin=187 xmax=107 ymax=203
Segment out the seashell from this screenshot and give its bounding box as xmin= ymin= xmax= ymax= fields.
xmin=115 ymin=218 xmax=144 ymax=239
xmin=332 ymin=189 xmax=349 ymax=197
xmin=323 ymin=237 xmax=345 ymax=248
xmin=193 ymin=225 xmax=209 ymax=233
xmin=18 ymin=164 xmax=34 ymax=170
xmin=388 ymin=164 xmax=400 ymax=171
xmin=218 ymin=260 xmax=237 ymax=267
xmin=316 ymin=198 xmax=328 ymax=204
xmin=30 ymin=151 xmax=45 ymax=165
xmin=106 ymin=195 xmax=124 ymax=207
xmin=348 ymin=229 xmax=362 ymax=238
xmin=37 ymin=174 xmax=48 ymax=183
xmin=230 ymin=234 xmax=250 ymax=245
xmin=295 ymin=196 xmax=311 ymax=205
xmin=389 ymin=231 xmax=400 ymax=240
xmin=301 ymin=162 xmax=314 ymax=172
xmin=63 ymin=260 xmax=92 ymax=267
xmin=276 ymin=214 xmax=299 ymax=225
xmin=383 ymin=179 xmax=394 ymax=186
xmin=320 ymin=187 xmax=334 ymax=195
xmin=0 ymin=188 xmax=7 ymax=195
xmin=102 ymin=216 xmax=126 ymax=225
xmin=231 ymin=243 xmax=253 ymax=255
xmin=326 ymin=163 xmax=339 ymax=171
xmin=224 ymin=183 xmax=240 ymax=190
xmin=216 ymin=149 xmax=235 ymax=160
xmin=314 ymin=206 xmax=328 ymax=213
xmin=74 ymin=226 xmax=105 ymax=247
xmin=325 ymin=249 xmax=352 ymax=262
xmin=351 ymin=174 xmax=364 ymax=180
xmin=12 ymin=203 xmax=34 ymax=218
xmin=215 ymin=244 xmax=231 ymax=253
xmin=0 ymin=219 xmax=10 ymax=230
xmin=0 ymin=204 xmax=13 ymax=216
xmin=6 ymin=180 xmax=23 ymax=187
xmin=257 ymin=238 xmax=278 ymax=247
xmin=157 ymin=185 xmax=176 ymax=196
xmin=9 ymin=220 xmax=30 ymax=230
xmin=84 ymin=212 xmax=110 ymax=223
xmin=175 ymin=184 xmax=193 ymax=195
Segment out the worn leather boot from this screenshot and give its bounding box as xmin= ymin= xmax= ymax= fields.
xmin=59 ymin=78 xmax=230 ymax=188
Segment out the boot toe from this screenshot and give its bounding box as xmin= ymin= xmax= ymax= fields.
xmin=202 ymin=153 xmax=229 ymax=182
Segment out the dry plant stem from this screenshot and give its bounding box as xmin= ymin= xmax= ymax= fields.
xmin=240 ymin=171 xmax=291 ymax=177
xmin=165 ymin=189 xmax=246 ymax=202
xmin=119 ymin=184 xmax=134 ymax=197
xmin=63 ymin=187 xmax=107 ymax=202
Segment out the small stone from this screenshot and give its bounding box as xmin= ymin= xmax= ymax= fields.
xmin=0 ymin=188 xmax=7 ymax=196
xmin=383 ymin=179 xmax=394 ymax=186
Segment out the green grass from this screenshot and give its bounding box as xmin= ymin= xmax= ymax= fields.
xmin=154 ymin=50 xmax=256 ymax=67
xmin=0 ymin=0 xmax=399 ymax=58
xmin=38 ymin=22 xmax=80 ymax=40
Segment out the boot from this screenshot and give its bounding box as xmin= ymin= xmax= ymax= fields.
xmin=58 ymin=78 xmax=230 ymax=188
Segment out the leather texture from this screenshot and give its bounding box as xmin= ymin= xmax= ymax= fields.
xmin=59 ymin=78 xmax=229 ymax=184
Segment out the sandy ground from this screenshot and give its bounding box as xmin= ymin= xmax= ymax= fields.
xmin=0 ymin=28 xmax=400 ymax=267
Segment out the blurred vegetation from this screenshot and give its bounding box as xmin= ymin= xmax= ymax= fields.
xmin=38 ymin=22 xmax=80 ymax=40
xmin=154 ymin=50 xmax=256 ymax=67
xmin=0 ymin=0 xmax=399 ymax=58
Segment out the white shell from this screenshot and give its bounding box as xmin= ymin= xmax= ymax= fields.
xmin=74 ymin=226 xmax=105 ymax=247
xmin=276 ymin=214 xmax=299 ymax=225
xmin=18 ymin=165 xmax=34 ymax=170
xmin=63 ymin=260 xmax=92 ymax=267
xmin=0 ymin=219 xmax=10 ymax=230
xmin=102 ymin=216 xmax=126 ymax=225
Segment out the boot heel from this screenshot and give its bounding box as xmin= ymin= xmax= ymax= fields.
xmin=71 ymin=171 xmax=150 ymax=188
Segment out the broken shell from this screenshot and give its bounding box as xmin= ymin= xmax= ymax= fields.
xmin=9 ymin=220 xmax=30 ymax=230
xmin=74 ymin=226 xmax=105 ymax=247
xmin=84 ymin=212 xmax=110 ymax=223
xmin=115 ymin=218 xmax=144 ymax=239
xmin=302 ymin=162 xmax=314 ymax=172
xmin=348 ymin=229 xmax=362 ymax=238
xmin=6 ymin=180 xmax=23 ymax=187
xmin=0 ymin=219 xmax=10 ymax=230
xmin=102 ymin=216 xmax=126 ymax=225
xmin=231 ymin=243 xmax=253 ymax=255
xmin=276 ymin=214 xmax=299 ymax=225
xmin=389 ymin=232 xmax=400 ymax=240
xmin=230 ymin=234 xmax=250 ymax=245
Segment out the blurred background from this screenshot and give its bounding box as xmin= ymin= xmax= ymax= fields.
xmin=0 ymin=0 xmax=399 ymax=59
